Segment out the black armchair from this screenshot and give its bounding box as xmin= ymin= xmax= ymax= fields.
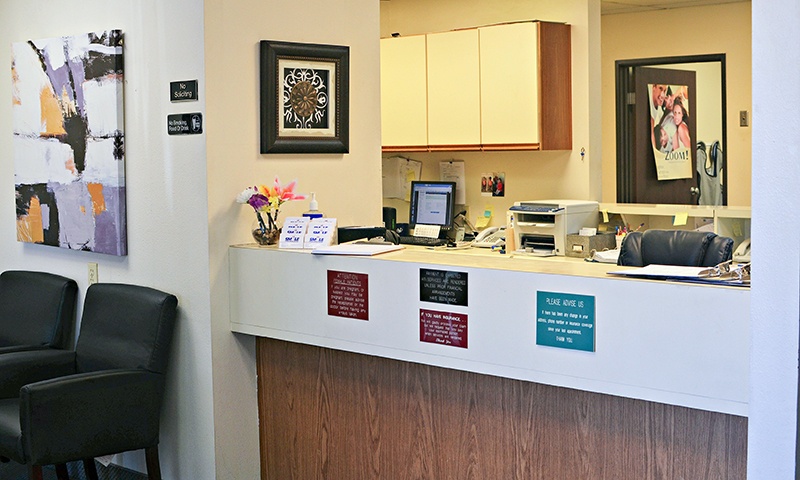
xmin=617 ymin=229 xmax=734 ymax=267
xmin=0 ymin=270 xmax=77 ymax=354
xmin=0 ymin=283 xmax=177 ymax=480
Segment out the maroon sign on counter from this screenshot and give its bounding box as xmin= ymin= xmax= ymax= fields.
xmin=419 ymin=309 xmax=468 ymax=348
xmin=327 ymin=270 xmax=369 ymax=320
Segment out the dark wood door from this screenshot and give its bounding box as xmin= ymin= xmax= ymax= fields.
xmin=628 ymin=67 xmax=698 ymax=204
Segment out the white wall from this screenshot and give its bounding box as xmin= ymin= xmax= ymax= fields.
xmin=0 ymin=1 xmax=216 ymax=478
xmin=749 ymin=0 xmax=800 ymax=476
xmin=204 ymin=0 xmax=383 ymax=477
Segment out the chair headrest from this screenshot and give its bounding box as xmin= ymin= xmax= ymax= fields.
xmin=76 ymin=283 xmax=178 ymax=374
xmin=617 ymin=229 xmax=732 ymax=267
xmin=0 ymin=271 xmax=77 ymax=350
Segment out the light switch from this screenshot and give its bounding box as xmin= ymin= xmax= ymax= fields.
xmin=88 ymin=262 xmax=98 ymax=285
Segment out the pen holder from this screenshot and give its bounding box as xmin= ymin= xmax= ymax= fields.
xmin=615 ymin=235 xmax=624 ymax=249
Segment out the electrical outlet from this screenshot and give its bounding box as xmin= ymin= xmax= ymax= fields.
xmin=739 ymin=110 xmax=749 ymax=127
xmin=88 ymin=262 xmax=98 ymax=285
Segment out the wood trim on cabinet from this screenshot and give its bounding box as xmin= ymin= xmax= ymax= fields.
xmin=481 ymin=143 xmax=541 ymax=151
xmin=538 ymin=22 xmax=572 ymax=151
xmin=383 ymin=143 xmax=543 ymax=152
xmin=381 ymin=145 xmax=430 ymax=153
xmin=428 ymin=144 xmax=483 ymax=151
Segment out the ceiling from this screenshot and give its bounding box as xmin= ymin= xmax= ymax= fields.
xmin=601 ymin=0 xmax=749 ymax=15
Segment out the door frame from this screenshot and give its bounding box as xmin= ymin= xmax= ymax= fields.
xmin=615 ymin=54 xmax=728 ymax=204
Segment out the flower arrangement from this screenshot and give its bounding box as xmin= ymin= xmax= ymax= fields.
xmin=237 ymin=177 xmax=306 ymax=244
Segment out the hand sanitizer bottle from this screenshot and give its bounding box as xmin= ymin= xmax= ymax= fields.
xmin=303 ymin=193 xmax=323 ymax=219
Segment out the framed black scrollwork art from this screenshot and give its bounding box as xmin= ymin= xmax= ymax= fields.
xmin=260 ymin=40 xmax=350 ymax=154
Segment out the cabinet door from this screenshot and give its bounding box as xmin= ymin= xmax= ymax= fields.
xmin=426 ymin=29 xmax=481 ymax=148
xmin=479 ymin=22 xmax=540 ymax=146
xmin=380 ymin=36 xmax=428 ymax=149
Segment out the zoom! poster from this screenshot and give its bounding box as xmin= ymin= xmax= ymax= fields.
xmin=648 ymin=83 xmax=693 ymax=180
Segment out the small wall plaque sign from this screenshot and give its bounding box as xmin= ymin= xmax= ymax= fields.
xmin=170 ymin=80 xmax=198 ymax=102
xmin=167 ymin=113 xmax=203 ymax=135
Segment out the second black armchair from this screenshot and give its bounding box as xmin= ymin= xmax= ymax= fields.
xmin=0 ymin=282 xmax=178 ymax=480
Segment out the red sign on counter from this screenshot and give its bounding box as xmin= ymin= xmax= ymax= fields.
xmin=419 ymin=309 xmax=468 ymax=348
xmin=327 ymin=270 xmax=369 ymax=320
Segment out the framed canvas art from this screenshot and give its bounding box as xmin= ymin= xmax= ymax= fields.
xmin=12 ymin=30 xmax=127 ymax=255
xmin=260 ymin=40 xmax=349 ymax=154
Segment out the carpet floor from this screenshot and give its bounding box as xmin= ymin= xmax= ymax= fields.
xmin=0 ymin=460 xmax=147 ymax=480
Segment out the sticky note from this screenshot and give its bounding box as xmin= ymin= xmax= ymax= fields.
xmin=601 ymin=209 xmax=609 ymax=223
xmin=673 ymin=212 xmax=688 ymax=226
xmin=476 ymin=216 xmax=491 ymax=229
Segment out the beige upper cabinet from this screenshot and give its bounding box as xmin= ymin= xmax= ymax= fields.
xmin=380 ymin=35 xmax=428 ymax=149
xmin=426 ymin=29 xmax=481 ymax=149
xmin=479 ymin=21 xmax=572 ymax=150
xmin=479 ymin=22 xmax=541 ymax=147
xmin=380 ymin=21 xmax=571 ymax=152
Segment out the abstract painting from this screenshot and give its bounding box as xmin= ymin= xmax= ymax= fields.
xmin=12 ymin=30 xmax=126 ymax=255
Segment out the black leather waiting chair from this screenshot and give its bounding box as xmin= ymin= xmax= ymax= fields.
xmin=0 ymin=283 xmax=177 ymax=480
xmin=617 ymin=229 xmax=733 ymax=267
xmin=0 ymin=271 xmax=77 ymax=354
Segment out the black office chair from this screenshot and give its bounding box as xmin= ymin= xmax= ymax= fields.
xmin=0 ymin=270 xmax=78 ymax=354
xmin=0 ymin=283 xmax=177 ymax=480
xmin=617 ymin=229 xmax=733 ymax=267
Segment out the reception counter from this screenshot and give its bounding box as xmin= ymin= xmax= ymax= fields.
xmin=229 ymin=244 xmax=749 ymax=416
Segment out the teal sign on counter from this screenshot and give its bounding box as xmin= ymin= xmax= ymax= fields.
xmin=536 ymin=291 xmax=595 ymax=352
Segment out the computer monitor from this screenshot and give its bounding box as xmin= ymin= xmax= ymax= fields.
xmin=408 ymin=181 xmax=457 ymax=235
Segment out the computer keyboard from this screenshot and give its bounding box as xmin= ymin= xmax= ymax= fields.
xmin=398 ymin=236 xmax=448 ymax=247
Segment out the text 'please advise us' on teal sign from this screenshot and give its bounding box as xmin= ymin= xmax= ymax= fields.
xmin=536 ymin=291 xmax=595 ymax=352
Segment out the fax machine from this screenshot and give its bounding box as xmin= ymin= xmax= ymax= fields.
xmin=508 ymin=200 xmax=599 ymax=256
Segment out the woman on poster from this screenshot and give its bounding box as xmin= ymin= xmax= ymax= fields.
xmin=671 ymin=99 xmax=691 ymax=151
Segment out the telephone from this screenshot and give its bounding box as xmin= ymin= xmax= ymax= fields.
xmin=733 ymin=238 xmax=751 ymax=263
xmin=473 ymin=226 xmax=506 ymax=248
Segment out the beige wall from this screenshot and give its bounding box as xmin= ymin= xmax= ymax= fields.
xmin=205 ymin=0 xmax=382 ymax=477
xmin=381 ymin=0 xmax=601 ymax=227
xmin=601 ymin=2 xmax=752 ymax=206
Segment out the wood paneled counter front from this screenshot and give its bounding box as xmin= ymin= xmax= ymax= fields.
xmin=229 ymin=244 xmax=749 ymax=416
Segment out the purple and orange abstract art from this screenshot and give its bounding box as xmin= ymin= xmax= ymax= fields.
xmin=12 ymin=30 xmax=126 ymax=255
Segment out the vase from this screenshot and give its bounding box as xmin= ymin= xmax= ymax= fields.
xmin=252 ymin=220 xmax=281 ymax=245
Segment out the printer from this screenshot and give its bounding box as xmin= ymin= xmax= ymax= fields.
xmin=507 ymin=200 xmax=599 ymax=256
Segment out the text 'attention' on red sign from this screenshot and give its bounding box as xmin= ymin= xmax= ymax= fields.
xmin=327 ymin=270 xmax=369 ymax=320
